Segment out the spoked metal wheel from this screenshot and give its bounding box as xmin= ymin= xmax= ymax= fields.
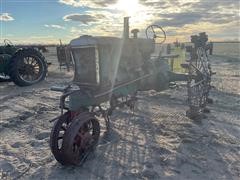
xmin=18 ymin=57 xmax=42 ymax=82
xmin=9 ymin=48 xmax=47 ymax=86
xmin=50 ymin=112 xmax=71 ymax=165
xmin=187 ymin=47 xmax=211 ymax=117
xmin=62 ymin=113 xmax=100 ymax=165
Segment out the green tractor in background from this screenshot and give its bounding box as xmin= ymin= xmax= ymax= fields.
xmin=0 ymin=40 xmax=47 ymax=86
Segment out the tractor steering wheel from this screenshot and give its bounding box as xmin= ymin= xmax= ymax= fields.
xmin=145 ymin=25 xmax=166 ymax=44
xmin=4 ymin=39 xmax=14 ymax=46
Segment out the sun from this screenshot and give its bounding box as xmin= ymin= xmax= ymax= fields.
xmin=112 ymin=0 xmax=150 ymax=28
xmin=115 ymin=0 xmax=140 ymax=16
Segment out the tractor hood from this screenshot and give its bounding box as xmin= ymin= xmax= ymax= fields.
xmin=70 ymin=35 xmax=155 ymax=49
xmin=70 ymin=35 xmax=120 ymax=47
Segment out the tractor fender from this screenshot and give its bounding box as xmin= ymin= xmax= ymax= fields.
xmin=5 ymin=48 xmax=48 ymax=75
xmin=8 ymin=48 xmax=48 ymax=71
xmin=12 ymin=47 xmax=47 ymax=65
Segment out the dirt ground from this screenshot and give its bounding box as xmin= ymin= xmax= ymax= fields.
xmin=0 ymin=47 xmax=239 ymax=180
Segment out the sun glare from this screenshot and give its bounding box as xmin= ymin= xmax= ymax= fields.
xmin=115 ymin=0 xmax=140 ymax=16
xmin=113 ymin=0 xmax=150 ymax=26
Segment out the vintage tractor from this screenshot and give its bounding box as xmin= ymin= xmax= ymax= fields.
xmin=0 ymin=40 xmax=47 ymax=86
xmin=49 ymin=17 xmax=213 ymax=165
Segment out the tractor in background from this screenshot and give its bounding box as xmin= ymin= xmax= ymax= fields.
xmin=0 ymin=40 xmax=47 ymax=86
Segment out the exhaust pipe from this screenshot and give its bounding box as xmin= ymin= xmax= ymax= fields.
xmin=123 ymin=17 xmax=130 ymax=39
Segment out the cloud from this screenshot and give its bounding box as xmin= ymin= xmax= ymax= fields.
xmin=0 ymin=13 xmax=14 ymax=21
xmin=63 ymin=13 xmax=106 ymax=24
xmin=142 ymin=0 xmax=240 ymax=41
xmin=44 ymin=24 xmax=65 ymax=29
xmin=59 ymin=0 xmax=239 ymax=41
xmin=70 ymin=24 xmax=122 ymax=37
xmin=60 ymin=0 xmax=239 ymax=27
xmin=155 ymin=12 xmax=202 ymax=27
xmin=154 ymin=11 xmax=238 ymax=27
xmin=59 ymin=0 xmax=117 ymax=8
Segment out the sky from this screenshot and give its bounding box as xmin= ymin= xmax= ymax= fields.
xmin=0 ymin=0 xmax=239 ymax=44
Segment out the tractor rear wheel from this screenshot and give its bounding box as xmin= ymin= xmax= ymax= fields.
xmin=8 ymin=48 xmax=47 ymax=86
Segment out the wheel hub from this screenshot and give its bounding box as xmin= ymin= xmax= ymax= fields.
xmin=74 ymin=129 xmax=92 ymax=150
xmin=24 ymin=64 xmax=35 ymax=74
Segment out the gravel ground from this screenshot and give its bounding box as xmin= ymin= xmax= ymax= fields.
xmin=0 ymin=47 xmax=239 ymax=180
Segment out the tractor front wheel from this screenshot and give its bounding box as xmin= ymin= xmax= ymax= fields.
xmin=8 ymin=48 xmax=47 ymax=86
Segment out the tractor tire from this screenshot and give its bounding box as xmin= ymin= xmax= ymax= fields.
xmin=8 ymin=48 xmax=47 ymax=86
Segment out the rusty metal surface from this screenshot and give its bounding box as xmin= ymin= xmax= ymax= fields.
xmin=186 ymin=33 xmax=213 ymax=119
xmin=61 ymin=113 xmax=100 ymax=165
xmin=49 ymin=112 xmax=71 ymax=165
